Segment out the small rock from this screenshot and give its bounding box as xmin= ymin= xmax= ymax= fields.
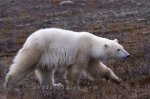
xmin=137 ymin=18 xmax=145 ymax=22
xmin=143 ymin=32 xmax=150 ymax=35
xmin=59 ymin=0 xmax=74 ymax=6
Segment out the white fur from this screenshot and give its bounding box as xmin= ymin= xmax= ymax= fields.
xmin=21 ymin=28 xmax=116 ymax=68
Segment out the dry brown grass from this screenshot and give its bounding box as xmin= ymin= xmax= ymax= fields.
xmin=0 ymin=0 xmax=150 ymax=99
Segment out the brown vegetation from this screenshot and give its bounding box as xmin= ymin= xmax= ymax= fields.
xmin=0 ymin=0 xmax=150 ymax=99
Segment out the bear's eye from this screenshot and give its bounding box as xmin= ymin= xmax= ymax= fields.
xmin=117 ymin=49 xmax=120 ymax=51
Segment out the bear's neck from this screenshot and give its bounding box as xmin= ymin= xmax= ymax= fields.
xmin=90 ymin=37 xmax=108 ymax=60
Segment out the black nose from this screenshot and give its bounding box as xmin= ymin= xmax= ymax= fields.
xmin=126 ymin=54 xmax=130 ymax=58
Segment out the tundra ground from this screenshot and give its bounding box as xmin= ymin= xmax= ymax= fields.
xmin=0 ymin=0 xmax=150 ymax=99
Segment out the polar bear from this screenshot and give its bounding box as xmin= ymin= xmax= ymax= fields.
xmin=5 ymin=28 xmax=130 ymax=90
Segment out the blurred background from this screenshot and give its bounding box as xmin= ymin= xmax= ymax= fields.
xmin=0 ymin=0 xmax=150 ymax=99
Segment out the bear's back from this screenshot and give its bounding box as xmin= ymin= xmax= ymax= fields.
xmin=33 ymin=28 xmax=81 ymax=43
xmin=24 ymin=28 xmax=89 ymax=51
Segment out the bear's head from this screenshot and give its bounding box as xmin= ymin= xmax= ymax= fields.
xmin=103 ymin=39 xmax=130 ymax=60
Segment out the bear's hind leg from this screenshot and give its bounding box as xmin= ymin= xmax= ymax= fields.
xmin=5 ymin=47 xmax=41 ymax=90
xmin=35 ymin=69 xmax=63 ymax=89
xmin=5 ymin=64 xmax=35 ymax=90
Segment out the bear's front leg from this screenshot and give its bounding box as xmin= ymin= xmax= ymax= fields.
xmin=99 ymin=62 xmax=121 ymax=84
xmin=86 ymin=60 xmax=121 ymax=84
xmin=64 ymin=65 xmax=82 ymax=89
xmin=105 ymin=68 xmax=122 ymax=84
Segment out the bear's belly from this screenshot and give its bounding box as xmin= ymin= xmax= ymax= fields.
xmin=37 ymin=49 xmax=77 ymax=69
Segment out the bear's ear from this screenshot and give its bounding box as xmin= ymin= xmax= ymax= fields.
xmin=104 ymin=44 xmax=109 ymax=48
xmin=114 ymin=39 xmax=118 ymax=43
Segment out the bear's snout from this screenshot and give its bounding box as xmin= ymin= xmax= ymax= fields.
xmin=126 ymin=54 xmax=130 ymax=58
xmin=123 ymin=54 xmax=130 ymax=60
